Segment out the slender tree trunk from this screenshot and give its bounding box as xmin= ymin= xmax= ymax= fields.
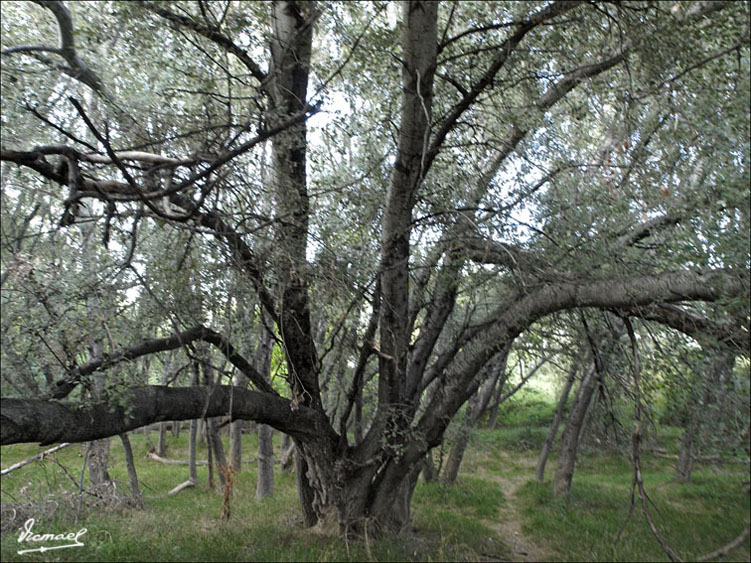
xmin=118 ymin=433 xmax=143 ymax=506
xmin=354 ymin=388 xmax=363 ymax=443
xmin=443 ymin=350 xmax=508 ymax=484
xmin=675 ymin=344 xmax=735 ymax=482
xmin=188 ymin=418 xmax=198 ymax=483
xmin=230 ymin=373 xmax=250 ymax=471
xmin=442 ymin=420 xmax=473 ymax=484
xmin=256 ymin=424 xmax=274 ymax=499
xmin=157 ymin=352 xmax=172 ymax=457
xmin=676 ymin=423 xmax=695 ymax=483
xmin=254 ymin=318 xmax=275 ymax=498
xmin=536 ymin=361 xmax=579 ymax=481
xmin=553 ymin=365 xmax=597 ymax=496
xmin=207 ymin=418 xmax=228 ymax=488
xmin=188 ymin=360 xmax=199 ymax=483
xmin=157 ymin=423 xmax=167 ymax=457
xmin=485 ymin=374 xmax=508 ymax=429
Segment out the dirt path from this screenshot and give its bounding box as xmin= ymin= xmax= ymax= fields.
xmin=484 ymin=454 xmax=552 ymax=562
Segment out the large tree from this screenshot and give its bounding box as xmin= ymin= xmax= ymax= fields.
xmin=1 ymin=0 xmax=749 ymax=534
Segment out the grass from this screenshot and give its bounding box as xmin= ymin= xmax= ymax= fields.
xmin=1 ymin=397 xmax=749 ymax=562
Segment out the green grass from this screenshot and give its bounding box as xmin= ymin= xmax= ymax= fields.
xmin=1 ymin=416 xmax=749 ymax=562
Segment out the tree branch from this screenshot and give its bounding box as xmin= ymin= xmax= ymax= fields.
xmin=28 ymin=0 xmax=106 ymax=94
xmin=1 ymin=386 xmax=336 ymax=446
xmin=142 ymin=1 xmax=267 ymax=84
xmin=50 ymin=325 xmax=276 ymax=399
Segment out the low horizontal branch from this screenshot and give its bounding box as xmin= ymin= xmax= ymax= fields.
xmin=1 ymin=386 xmax=336 ymax=446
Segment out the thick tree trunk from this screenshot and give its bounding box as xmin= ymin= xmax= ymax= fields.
xmin=536 ymin=361 xmax=579 ymax=482
xmin=553 ymin=365 xmax=597 ymax=496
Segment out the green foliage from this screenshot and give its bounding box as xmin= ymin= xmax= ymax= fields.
xmin=494 ymin=387 xmax=557 ymax=429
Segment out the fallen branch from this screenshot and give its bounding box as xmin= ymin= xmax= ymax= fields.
xmin=650 ymin=451 xmax=750 ymax=465
xmin=167 ymin=479 xmax=197 ymax=496
xmin=146 ymin=452 xmax=257 ymax=466
xmin=696 ymin=526 xmax=751 ymax=562
xmin=1 ymin=442 xmax=71 ymax=476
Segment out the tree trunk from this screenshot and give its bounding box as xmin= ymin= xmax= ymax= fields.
xmin=87 ymin=438 xmax=112 ymax=486
xmin=421 ymin=451 xmax=437 ymax=483
xmin=188 ymin=360 xmax=199 ymax=483
xmin=443 ymin=350 xmax=508 ymax=484
xmin=280 ymin=433 xmax=294 ymax=473
xmin=676 ymin=423 xmax=695 ymax=483
xmin=158 ymin=422 xmax=168 ymax=457
xmin=354 ymin=389 xmax=363 ymax=444
xmin=253 ymin=317 xmax=274 ymax=497
xmin=230 ymin=418 xmax=244 ymax=471
xmin=157 ymin=353 xmax=171 ymax=456
xmin=536 ymin=361 xmax=578 ymax=481
xmin=553 ymin=365 xmax=597 ymax=496
xmin=442 ymin=422 xmax=472 ymax=484
xmin=119 ymin=433 xmax=143 ymax=506
xmin=188 ymin=418 xmax=198 ymax=483
xmin=207 ymin=417 xmax=228 ymax=488
xmin=255 ymin=424 xmax=274 ymax=499
xmin=295 ymin=446 xmax=319 ymax=527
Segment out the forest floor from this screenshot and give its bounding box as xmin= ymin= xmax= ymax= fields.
xmin=1 ymin=394 xmax=749 ymax=562
xmin=484 ymin=452 xmax=550 ymax=562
